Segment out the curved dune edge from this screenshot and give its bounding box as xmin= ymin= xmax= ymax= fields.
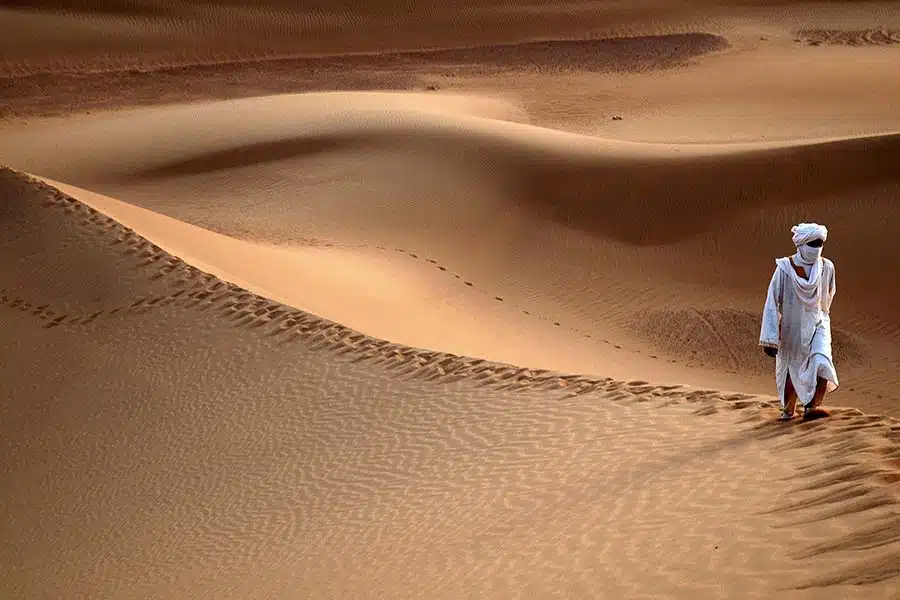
xmin=18 ymin=168 xmax=753 ymax=399
xmin=19 ymin=172 xmax=781 ymax=400
xmin=7 ymin=90 xmax=900 ymax=244
xmin=22 ymin=169 xmax=863 ymax=406
xmin=5 ymin=164 xmax=897 ymax=422
xmin=4 ymin=165 xmax=900 ymax=597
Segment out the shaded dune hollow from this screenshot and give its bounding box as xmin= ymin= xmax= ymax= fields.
xmin=2 ymin=168 xmax=900 ymax=599
xmin=511 ymin=133 xmax=900 ymax=247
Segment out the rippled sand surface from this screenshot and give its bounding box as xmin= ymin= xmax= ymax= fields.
xmin=2 ymin=2 xmax=900 ymax=598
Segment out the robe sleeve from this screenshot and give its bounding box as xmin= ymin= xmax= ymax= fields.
xmin=759 ymin=268 xmax=782 ymax=348
xmin=825 ymin=262 xmax=836 ymax=314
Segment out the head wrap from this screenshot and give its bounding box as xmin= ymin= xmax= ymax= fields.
xmin=791 ymin=223 xmax=828 ymax=247
xmin=781 ymin=223 xmax=828 ymax=307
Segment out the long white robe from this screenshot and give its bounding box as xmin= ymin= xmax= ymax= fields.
xmin=759 ymin=256 xmax=839 ymax=408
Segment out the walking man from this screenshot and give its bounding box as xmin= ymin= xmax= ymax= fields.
xmin=759 ymin=223 xmax=839 ymax=421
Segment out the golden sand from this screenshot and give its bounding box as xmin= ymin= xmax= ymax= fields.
xmin=2 ymin=2 xmax=899 ymax=598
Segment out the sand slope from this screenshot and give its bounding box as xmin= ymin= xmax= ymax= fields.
xmin=2 ymin=168 xmax=900 ymax=599
xmin=3 ymin=91 xmax=899 ymax=415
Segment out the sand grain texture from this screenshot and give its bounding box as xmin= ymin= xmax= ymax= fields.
xmin=2 ymin=169 xmax=900 ymax=600
xmin=2 ymin=1 xmax=900 ymax=598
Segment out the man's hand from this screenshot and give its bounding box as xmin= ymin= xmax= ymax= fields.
xmin=763 ymin=346 xmax=778 ymax=358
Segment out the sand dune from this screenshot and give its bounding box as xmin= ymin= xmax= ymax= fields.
xmin=2 ymin=0 xmax=898 ymax=78
xmin=0 ymin=32 xmax=729 ymax=120
xmin=0 ymin=4 xmax=726 ymax=79
xmin=3 ymin=1 xmax=900 ymax=597
xmin=3 ymin=168 xmax=900 ymax=599
xmin=3 ymin=91 xmax=899 ymax=415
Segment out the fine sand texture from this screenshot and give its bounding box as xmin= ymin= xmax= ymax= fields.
xmin=3 ymin=1 xmax=900 ymax=598
xmin=2 ymin=168 xmax=900 ymax=600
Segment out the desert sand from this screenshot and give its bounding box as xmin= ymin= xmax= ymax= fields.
xmin=2 ymin=2 xmax=900 ymax=599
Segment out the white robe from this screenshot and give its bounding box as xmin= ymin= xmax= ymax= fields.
xmin=759 ymin=256 xmax=839 ymax=408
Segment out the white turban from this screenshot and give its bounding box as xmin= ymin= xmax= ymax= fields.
xmin=791 ymin=222 xmax=828 ymax=247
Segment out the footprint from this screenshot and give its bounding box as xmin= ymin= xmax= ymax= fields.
xmin=44 ymin=315 xmax=67 ymax=329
